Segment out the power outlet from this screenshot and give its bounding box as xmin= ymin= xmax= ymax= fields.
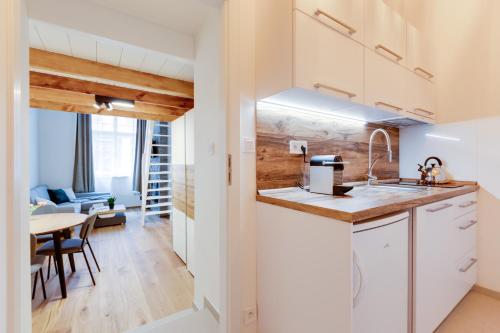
xmin=243 ymin=307 xmax=257 ymax=325
xmin=289 ymin=140 xmax=307 ymax=154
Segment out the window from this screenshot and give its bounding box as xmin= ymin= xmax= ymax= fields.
xmin=92 ymin=115 xmax=136 ymax=193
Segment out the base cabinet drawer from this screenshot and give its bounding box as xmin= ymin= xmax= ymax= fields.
xmin=415 ymin=193 xmax=478 ymax=333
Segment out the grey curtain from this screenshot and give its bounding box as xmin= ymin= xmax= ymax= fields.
xmin=73 ymin=114 xmax=95 ymax=193
xmin=133 ymin=120 xmax=147 ymax=192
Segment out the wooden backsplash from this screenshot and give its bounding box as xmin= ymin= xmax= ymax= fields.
xmin=256 ymin=107 xmax=400 ymax=190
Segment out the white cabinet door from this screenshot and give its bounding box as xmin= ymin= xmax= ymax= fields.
xmin=295 ymin=0 xmax=364 ymax=43
xmin=365 ymin=48 xmax=409 ymax=115
xmin=294 ymin=10 xmax=364 ymax=104
xmin=353 ymin=218 xmax=408 ymax=333
xmin=365 ymin=0 xmax=406 ymax=63
xmin=405 ymin=72 xmax=436 ymax=122
xmin=406 ymin=24 xmax=436 ymax=81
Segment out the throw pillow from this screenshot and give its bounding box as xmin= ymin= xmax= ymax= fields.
xmin=48 ymin=189 xmax=70 ymax=204
xmin=63 ymin=187 xmax=77 ymax=201
xmin=36 ymin=197 xmax=56 ymax=206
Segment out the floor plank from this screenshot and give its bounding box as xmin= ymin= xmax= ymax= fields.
xmin=32 ymin=209 xmax=194 ymax=333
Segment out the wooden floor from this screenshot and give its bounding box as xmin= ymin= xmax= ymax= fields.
xmin=32 ymin=209 xmax=194 ymax=333
xmin=438 ymin=291 xmax=500 ymax=333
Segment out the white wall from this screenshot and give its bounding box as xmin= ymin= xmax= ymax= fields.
xmin=193 ymin=10 xmax=224 ymax=312
xmin=29 ymin=109 xmax=39 ymax=188
xmin=36 ymin=109 xmax=77 ymax=189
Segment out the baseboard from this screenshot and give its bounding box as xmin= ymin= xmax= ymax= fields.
xmin=473 ymin=284 xmax=500 ymax=301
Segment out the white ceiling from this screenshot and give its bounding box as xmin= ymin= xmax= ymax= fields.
xmin=29 ymin=19 xmax=194 ymax=82
xmin=83 ymin=0 xmax=219 ymax=36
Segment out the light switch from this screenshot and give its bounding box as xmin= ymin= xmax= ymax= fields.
xmin=289 ymin=140 xmax=307 ymax=154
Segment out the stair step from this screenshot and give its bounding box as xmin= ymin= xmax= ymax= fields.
xmin=153 ymin=134 xmax=170 ymax=137
xmin=146 ymin=202 xmax=172 ymax=209
xmin=150 ymin=154 xmax=170 ymax=157
xmin=149 ymin=171 xmax=171 ymax=175
xmin=145 ymin=210 xmax=172 ymax=216
xmin=146 ymin=195 xmax=172 ymax=200
xmin=151 ymin=144 xmax=169 ymax=147
xmin=156 ymin=124 xmax=170 ymax=128
xmin=147 ymin=187 xmax=172 ymax=192
xmin=148 ymin=179 xmax=171 ymax=184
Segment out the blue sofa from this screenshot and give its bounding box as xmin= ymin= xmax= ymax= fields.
xmin=30 ymin=185 xmax=111 ymax=214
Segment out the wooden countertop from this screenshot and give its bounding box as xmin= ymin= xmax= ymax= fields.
xmin=256 ymin=183 xmax=479 ymax=223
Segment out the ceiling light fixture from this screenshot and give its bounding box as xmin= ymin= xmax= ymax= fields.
xmin=95 ymin=95 xmax=135 ymax=112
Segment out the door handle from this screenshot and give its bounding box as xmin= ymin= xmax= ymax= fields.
xmin=314 ymin=9 xmax=357 ymax=35
xmin=459 ymin=201 xmax=477 ymax=208
xmin=314 ymin=83 xmax=356 ymax=98
xmin=459 ymin=220 xmax=478 ymax=230
xmin=375 ymin=44 xmax=403 ymax=62
xmin=375 ymin=101 xmax=402 ymax=112
xmin=459 ymin=258 xmax=478 ymax=273
xmin=414 ymin=67 xmax=434 ymax=79
xmin=426 ymin=203 xmax=453 ymax=213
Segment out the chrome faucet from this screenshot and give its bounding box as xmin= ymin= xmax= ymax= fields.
xmin=368 ymin=128 xmax=393 ymax=185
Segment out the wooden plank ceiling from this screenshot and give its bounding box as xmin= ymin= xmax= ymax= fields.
xmin=29 ymin=48 xmax=194 ymax=122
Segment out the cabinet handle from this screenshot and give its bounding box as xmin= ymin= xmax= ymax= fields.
xmin=459 ymin=258 xmax=478 ymax=273
xmin=375 ymin=101 xmax=402 ymax=112
xmin=459 ymin=220 xmax=478 ymax=230
xmin=414 ymin=67 xmax=434 ymax=79
xmin=353 ymin=251 xmax=363 ymax=308
xmin=314 ymin=83 xmax=356 ymax=98
xmin=375 ymin=44 xmax=403 ymax=62
xmin=408 ymin=108 xmax=434 ymax=119
xmin=459 ymin=200 xmax=477 ymax=208
xmin=314 ymin=9 xmax=357 ymax=35
xmin=426 ymin=203 xmax=453 ymax=213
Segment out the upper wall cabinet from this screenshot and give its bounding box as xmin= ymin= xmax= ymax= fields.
xmin=294 ymin=10 xmax=364 ymax=104
xmin=365 ymin=0 xmax=406 ymax=63
xmin=295 ymin=0 xmax=365 ymax=44
xmin=406 ymin=23 xmax=436 ymax=81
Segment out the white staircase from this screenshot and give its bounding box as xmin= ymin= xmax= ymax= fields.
xmin=140 ymin=120 xmax=173 ymax=225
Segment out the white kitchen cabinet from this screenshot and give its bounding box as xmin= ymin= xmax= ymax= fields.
xmin=405 ymin=71 xmax=436 ymax=122
xmin=365 ymin=48 xmax=409 ymax=114
xmin=406 ymin=23 xmax=436 ymax=81
xmin=294 ymin=10 xmax=364 ymax=104
xmin=365 ymin=0 xmax=406 ymax=63
xmin=295 ymin=0 xmax=365 ymax=43
xmin=414 ymin=193 xmax=478 ymax=333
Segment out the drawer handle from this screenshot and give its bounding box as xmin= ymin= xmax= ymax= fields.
xmin=426 ymin=203 xmax=453 ymax=213
xmin=459 ymin=258 xmax=478 ymax=273
xmin=314 ymin=9 xmax=357 ymax=35
xmin=459 ymin=220 xmax=478 ymax=230
xmin=375 ymin=101 xmax=403 ymax=112
xmin=314 ymin=83 xmax=356 ymax=98
xmin=414 ymin=67 xmax=434 ymax=79
xmin=459 ymin=200 xmax=477 ymax=208
xmin=375 ymin=44 xmax=403 ymax=62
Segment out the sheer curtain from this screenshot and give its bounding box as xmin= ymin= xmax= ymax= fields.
xmin=92 ymin=115 xmax=137 ymax=193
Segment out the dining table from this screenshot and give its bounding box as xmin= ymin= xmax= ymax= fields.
xmin=30 ymin=212 xmax=88 ymax=299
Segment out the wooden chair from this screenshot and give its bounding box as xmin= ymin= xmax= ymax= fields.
xmin=31 ymin=234 xmax=47 ymax=300
xmin=36 ymin=214 xmax=101 ymax=285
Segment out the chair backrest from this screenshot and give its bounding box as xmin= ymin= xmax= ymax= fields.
xmin=79 ymin=214 xmax=98 ymax=245
xmin=30 ymin=234 xmax=37 ymax=261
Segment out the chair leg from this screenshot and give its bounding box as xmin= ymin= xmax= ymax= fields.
xmin=39 ymin=268 xmax=47 ymax=300
xmin=82 ymin=249 xmax=96 ymax=286
xmin=53 ymin=256 xmax=58 ymax=274
xmin=47 ymin=256 xmax=51 ymax=281
xmin=86 ymin=240 xmax=101 ymax=272
xmin=32 ymin=271 xmax=38 ymax=300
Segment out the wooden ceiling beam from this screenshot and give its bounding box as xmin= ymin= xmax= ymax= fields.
xmin=30 ymin=100 xmax=178 ymax=122
xmin=30 ymin=71 xmax=194 ymax=109
xmin=30 ymin=48 xmax=194 ymax=98
xmin=30 ymin=86 xmax=187 ymax=121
